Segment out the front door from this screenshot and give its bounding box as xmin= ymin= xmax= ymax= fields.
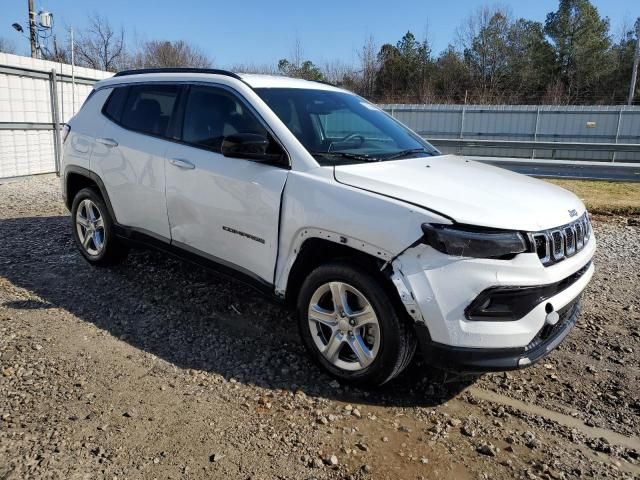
xmin=165 ymin=85 xmax=289 ymax=284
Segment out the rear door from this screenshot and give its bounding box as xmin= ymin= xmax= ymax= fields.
xmin=91 ymin=83 xmax=181 ymax=240
xmin=164 ymin=84 xmax=289 ymax=284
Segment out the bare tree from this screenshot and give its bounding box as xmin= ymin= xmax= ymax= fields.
xmin=322 ymin=60 xmax=356 ymax=85
xmin=130 ymin=40 xmax=211 ymax=68
xmin=227 ymin=62 xmax=278 ymax=74
xmin=358 ymin=35 xmax=379 ymax=98
xmin=75 ymin=14 xmax=127 ymax=71
xmin=0 ymin=37 xmax=17 ymax=54
xmin=41 ymin=35 xmax=71 ymax=63
xmin=290 ymin=36 xmax=303 ymax=70
xmin=457 ymin=5 xmax=515 ymax=98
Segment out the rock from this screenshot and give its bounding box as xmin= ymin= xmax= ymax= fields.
xmin=355 ymin=442 xmax=368 ymax=452
xmin=476 ymin=443 xmax=498 ymax=457
xmin=352 ymin=408 xmax=362 ymax=418
xmin=324 ymin=455 xmax=338 ymax=466
xmin=209 ymin=453 xmax=225 ymax=462
xmin=461 ymin=425 xmax=476 ymax=437
xmin=420 ymin=457 xmax=429 ymax=464
xmin=362 ymin=464 xmax=373 ymax=474
xmin=523 ymin=431 xmax=539 ymax=449
xmin=398 ymin=426 xmax=412 ymax=433
xmin=449 ymin=418 xmax=462 ymax=427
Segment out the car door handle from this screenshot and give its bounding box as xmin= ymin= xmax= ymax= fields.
xmin=96 ymin=137 xmax=118 ymax=147
xmin=169 ymin=158 xmax=195 ymax=170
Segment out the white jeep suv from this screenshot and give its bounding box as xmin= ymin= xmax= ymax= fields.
xmin=61 ymin=68 xmax=595 ymax=386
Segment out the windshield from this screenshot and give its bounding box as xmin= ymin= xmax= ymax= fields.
xmin=255 ymin=88 xmax=439 ymax=165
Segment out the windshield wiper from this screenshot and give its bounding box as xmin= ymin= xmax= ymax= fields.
xmin=309 ymin=151 xmax=381 ymax=163
xmin=381 ymin=148 xmax=429 ymax=160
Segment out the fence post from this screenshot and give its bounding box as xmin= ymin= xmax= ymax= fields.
xmin=49 ymin=68 xmax=62 ymax=176
xmin=532 ymin=107 xmax=540 ymax=159
xmin=612 ymin=107 xmax=623 ymax=163
xmin=459 ymin=106 xmax=466 ymax=155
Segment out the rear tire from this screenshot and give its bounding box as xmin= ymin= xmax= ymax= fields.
xmin=297 ymin=262 xmax=416 ymax=386
xmin=71 ymin=187 xmax=128 ymax=266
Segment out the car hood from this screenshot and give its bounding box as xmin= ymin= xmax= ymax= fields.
xmin=333 ymin=155 xmax=585 ymax=231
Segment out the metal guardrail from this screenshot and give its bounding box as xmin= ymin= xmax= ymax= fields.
xmin=428 ymin=138 xmax=640 ymax=154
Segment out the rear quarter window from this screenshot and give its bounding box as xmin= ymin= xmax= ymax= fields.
xmin=102 ymin=86 xmax=128 ymax=123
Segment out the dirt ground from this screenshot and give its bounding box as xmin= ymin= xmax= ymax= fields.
xmin=0 ymin=175 xmax=638 ymax=480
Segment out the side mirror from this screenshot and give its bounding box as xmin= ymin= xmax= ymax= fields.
xmin=221 ymin=133 xmax=277 ymax=162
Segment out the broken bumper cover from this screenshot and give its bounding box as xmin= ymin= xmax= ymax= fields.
xmin=414 ymin=295 xmax=583 ymax=372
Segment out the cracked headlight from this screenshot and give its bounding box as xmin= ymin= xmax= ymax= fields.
xmin=421 ymin=224 xmax=528 ymax=259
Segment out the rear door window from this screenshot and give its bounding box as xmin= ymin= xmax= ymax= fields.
xmin=120 ymin=84 xmax=180 ymax=138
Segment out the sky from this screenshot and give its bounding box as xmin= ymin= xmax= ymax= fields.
xmin=2 ymin=0 xmax=637 ymax=68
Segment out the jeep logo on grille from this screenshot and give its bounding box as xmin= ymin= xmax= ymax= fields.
xmin=568 ymin=209 xmax=578 ymax=218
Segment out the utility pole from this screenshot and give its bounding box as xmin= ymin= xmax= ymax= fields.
xmin=70 ymin=28 xmax=76 ymax=115
xmin=628 ymin=18 xmax=640 ymax=106
xmin=28 ymin=0 xmax=37 ymax=58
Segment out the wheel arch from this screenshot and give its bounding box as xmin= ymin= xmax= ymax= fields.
xmin=282 ymin=235 xmax=414 ymax=321
xmin=64 ymin=166 xmax=118 ymax=223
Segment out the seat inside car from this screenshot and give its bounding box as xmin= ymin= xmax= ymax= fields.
xmin=129 ymin=98 xmax=164 ymax=135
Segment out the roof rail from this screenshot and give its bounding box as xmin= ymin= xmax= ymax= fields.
xmin=113 ymin=67 xmax=242 ymax=80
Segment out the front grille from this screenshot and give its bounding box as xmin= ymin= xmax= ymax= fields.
xmin=530 ymin=213 xmax=591 ymax=267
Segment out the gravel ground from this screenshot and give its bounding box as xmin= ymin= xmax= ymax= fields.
xmin=0 ymin=175 xmax=638 ymax=480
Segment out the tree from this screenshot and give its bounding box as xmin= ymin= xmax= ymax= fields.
xmin=375 ymin=31 xmax=433 ymax=102
xmin=0 ymin=37 xmax=16 ymax=54
xmin=277 ymin=58 xmax=325 ymax=81
xmin=545 ymin=0 xmax=612 ymax=102
xmin=459 ymin=6 xmax=514 ymax=101
xmin=75 ymin=14 xmax=127 ymax=71
xmin=358 ymin=35 xmax=379 ymax=99
xmin=41 ymin=35 xmax=71 ymax=63
xmin=131 ymin=40 xmax=211 ymax=68
xmin=507 ymin=20 xmax=556 ymax=102
xmin=277 ymin=38 xmax=325 ymax=81
xmin=433 ymin=45 xmax=470 ymax=103
xmin=605 ymin=20 xmax=640 ymax=103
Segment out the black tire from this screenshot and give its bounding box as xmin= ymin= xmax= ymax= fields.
xmin=297 ymin=262 xmax=417 ymax=386
xmin=71 ymin=187 xmax=128 ymax=266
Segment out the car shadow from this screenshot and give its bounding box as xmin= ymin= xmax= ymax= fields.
xmin=0 ymin=215 xmax=478 ymax=408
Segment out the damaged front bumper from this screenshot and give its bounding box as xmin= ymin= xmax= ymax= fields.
xmin=413 ymin=295 xmax=583 ymax=372
xmin=390 ymin=236 xmax=595 ymax=372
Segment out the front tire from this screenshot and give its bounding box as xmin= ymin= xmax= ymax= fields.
xmin=71 ymin=187 xmax=128 ymax=266
xmin=297 ymin=262 xmax=416 ymax=386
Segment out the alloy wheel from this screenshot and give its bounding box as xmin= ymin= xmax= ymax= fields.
xmin=307 ymin=281 xmax=381 ymax=371
xmin=75 ymin=199 xmax=105 ymax=256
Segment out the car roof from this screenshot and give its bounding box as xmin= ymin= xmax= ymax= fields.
xmin=237 ymin=73 xmax=342 ymax=91
xmin=95 ymin=69 xmax=345 ymax=93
